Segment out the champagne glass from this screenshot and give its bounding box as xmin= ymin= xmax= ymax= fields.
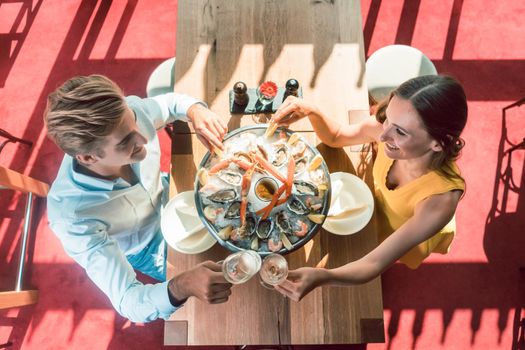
xmin=259 ymin=253 xmax=289 ymax=289
xmin=222 ymin=250 xmax=262 ymax=284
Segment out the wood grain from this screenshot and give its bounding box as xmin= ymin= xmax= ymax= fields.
xmin=166 ymin=0 xmax=384 ymax=345
xmin=0 ymin=290 xmax=39 ymax=309
xmin=0 ymin=166 xmax=49 ymax=197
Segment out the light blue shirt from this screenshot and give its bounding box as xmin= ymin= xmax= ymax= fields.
xmin=47 ymin=93 xmax=202 ymax=323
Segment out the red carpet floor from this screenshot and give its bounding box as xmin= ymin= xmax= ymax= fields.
xmin=1 ymin=1 xmax=524 ymax=349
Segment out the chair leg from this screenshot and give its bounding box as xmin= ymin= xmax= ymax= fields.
xmin=15 ymin=192 xmax=33 ymax=291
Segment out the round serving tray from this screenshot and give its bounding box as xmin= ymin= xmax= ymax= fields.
xmin=194 ymin=125 xmax=331 ymax=257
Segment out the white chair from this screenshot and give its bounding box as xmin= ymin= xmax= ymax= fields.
xmin=366 ymin=45 xmax=437 ymax=103
xmin=146 ymin=57 xmax=176 ymax=97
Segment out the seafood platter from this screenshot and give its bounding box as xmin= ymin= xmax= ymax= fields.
xmin=194 ymin=125 xmax=331 ymax=256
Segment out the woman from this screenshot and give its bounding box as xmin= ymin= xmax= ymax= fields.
xmin=269 ymin=75 xmax=468 ymax=301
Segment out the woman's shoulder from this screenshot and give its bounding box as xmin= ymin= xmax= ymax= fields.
xmin=435 ymin=161 xmax=465 ymax=191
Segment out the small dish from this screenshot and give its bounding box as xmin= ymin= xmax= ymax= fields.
xmin=322 ymin=172 xmax=374 ymax=235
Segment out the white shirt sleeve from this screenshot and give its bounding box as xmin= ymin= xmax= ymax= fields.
xmin=50 ymin=219 xmax=178 ymax=323
xmin=127 ymin=93 xmax=207 ymax=130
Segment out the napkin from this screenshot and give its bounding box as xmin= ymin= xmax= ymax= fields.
xmin=327 ymin=179 xmax=367 ymax=219
xmin=162 ymin=191 xmax=204 ymax=244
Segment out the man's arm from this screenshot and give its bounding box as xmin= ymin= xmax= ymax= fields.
xmin=50 ymin=219 xmax=177 ymax=323
xmin=130 ymin=93 xmax=227 ymax=150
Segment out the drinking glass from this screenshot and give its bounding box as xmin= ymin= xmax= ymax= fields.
xmin=222 ymin=250 xmax=262 ymax=284
xmin=259 ymin=253 xmax=289 ymax=289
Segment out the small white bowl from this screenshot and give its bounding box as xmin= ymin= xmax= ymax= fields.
xmin=161 ymin=191 xmax=216 ymax=254
xmin=322 ymin=172 xmax=374 ymax=235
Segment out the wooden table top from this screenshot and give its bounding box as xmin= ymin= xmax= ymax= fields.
xmin=165 ymin=0 xmax=384 ymax=346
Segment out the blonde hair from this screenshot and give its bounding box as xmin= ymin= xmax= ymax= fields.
xmin=44 ymin=75 xmax=126 ymax=157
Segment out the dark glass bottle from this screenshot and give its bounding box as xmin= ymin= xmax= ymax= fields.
xmin=283 ymin=79 xmax=299 ymax=101
xmin=233 ymin=81 xmax=249 ymax=106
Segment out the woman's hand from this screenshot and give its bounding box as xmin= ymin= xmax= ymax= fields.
xmin=274 ymin=267 xmax=327 ymax=302
xmin=187 ymin=103 xmax=228 ymax=151
xmin=270 ymin=96 xmax=316 ymax=127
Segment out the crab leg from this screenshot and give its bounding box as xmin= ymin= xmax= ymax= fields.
xmin=252 ymin=153 xmax=287 ymax=183
xmin=209 ymin=158 xmax=253 ymax=174
xmin=285 ymin=156 xmax=295 ymax=197
xmin=240 ymin=167 xmax=255 ymax=226
xmin=260 ymin=185 xmax=286 ymax=220
xmin=255 ymin=157 xmax=296 ymax=218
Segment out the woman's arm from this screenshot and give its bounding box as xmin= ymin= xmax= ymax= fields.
xmin=275 ymin=190 xmax=462 ymax=301
xmin=270 ymin=96 xmax=383 ymax=147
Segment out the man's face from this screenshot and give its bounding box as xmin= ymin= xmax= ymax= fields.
xmin=94 ymin=107 xmax=148 ymax=167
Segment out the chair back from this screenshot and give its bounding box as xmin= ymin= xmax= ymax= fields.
xmin=366 ymin=45 xmax=437 ymax=103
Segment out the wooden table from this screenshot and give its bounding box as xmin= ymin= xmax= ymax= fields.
xmin=165 ymin=0 xmax=384 ymax=346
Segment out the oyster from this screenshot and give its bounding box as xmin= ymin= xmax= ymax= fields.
xmin=291 ymin=140 xmax=307 ymax=158
xmin=272 ymin=143 xmax=289 ymax=167
xmin=276 ymin=211 xmax=291 ymax=233
xmin=224 ymin=201 xmax=241 ymax=219
xmin=294 ymin=180 xmax=319 ymax=196
xmin=245 ymin=215 xmax=256 ymax=236
xmin=217 ymin=170 xmax=242 ymax=186
xmin=234 ymin=152 xmax=253 ymax=164
xmin=294 ymin=156 xmax=308 ymax=175
xmin=309 ymin=168 xmax=326 ymax=185
xmin=287 ymin=196 xmax=310 ymax=215
xmin=208 ymin=189 xmax=237 ymax=203
xmin=256 ymin=218 xmax=274 ymax=239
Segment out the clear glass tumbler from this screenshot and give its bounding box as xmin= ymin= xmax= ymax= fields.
xmin=222 ymin=250 xmax=262 ymax=284
xmin=259 ymin=253 xmax=289 ymax=289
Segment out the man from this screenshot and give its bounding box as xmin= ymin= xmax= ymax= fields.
xmin=45 ymin=75 xmax=232 ymax=322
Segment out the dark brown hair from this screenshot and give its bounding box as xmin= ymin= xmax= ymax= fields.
xmin=375 ymin=75 xmax=468 ymax=182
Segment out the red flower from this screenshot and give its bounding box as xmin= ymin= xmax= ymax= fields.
xmin=259 ymin=81 xmax=278 ymax=98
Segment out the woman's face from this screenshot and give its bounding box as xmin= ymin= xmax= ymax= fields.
xmin=379 ymin=95 xmax=441 ymax=160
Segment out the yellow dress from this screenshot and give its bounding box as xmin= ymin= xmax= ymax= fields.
xmin=372 ymin=143 xmax=465 ymax=269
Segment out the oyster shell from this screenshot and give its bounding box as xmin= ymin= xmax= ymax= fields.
xmin=208 ymin=189 xmax=237 ymax=203
xmin=272 ymin=143 xmax=289 ymax=167
xmin=256 ymin=218 xmax=274 ymax=239
xmin=294 ymin=156 xmax=308 ymax=175
xmin=217 ymin=170 xmax=242 ymax=186
xmin=245 ymin=215 xmax=256 ymax=236
xmin=276 ymin=211 xmax=291 ymax=233
xmin=294 ymin=180 xmax=319 ymax=196
xmin=287 ymin=196 xmax=310 ymax=215
xmin=291 ymin=140 xmax=307 ymax=158
xmin=224 ymin=201 xmax=241 ymax=219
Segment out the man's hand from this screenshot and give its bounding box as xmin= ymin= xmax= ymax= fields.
xmin=187 ymin=103 xmax=228 ymax=151
xmin=168 ymin=261 xmax=232 ymax=304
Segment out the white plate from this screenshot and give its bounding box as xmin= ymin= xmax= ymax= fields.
xmin=322 ymin=172 xmax=374 ymax=235
xmin=161 ymin=191 xmax=216 ymax=254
